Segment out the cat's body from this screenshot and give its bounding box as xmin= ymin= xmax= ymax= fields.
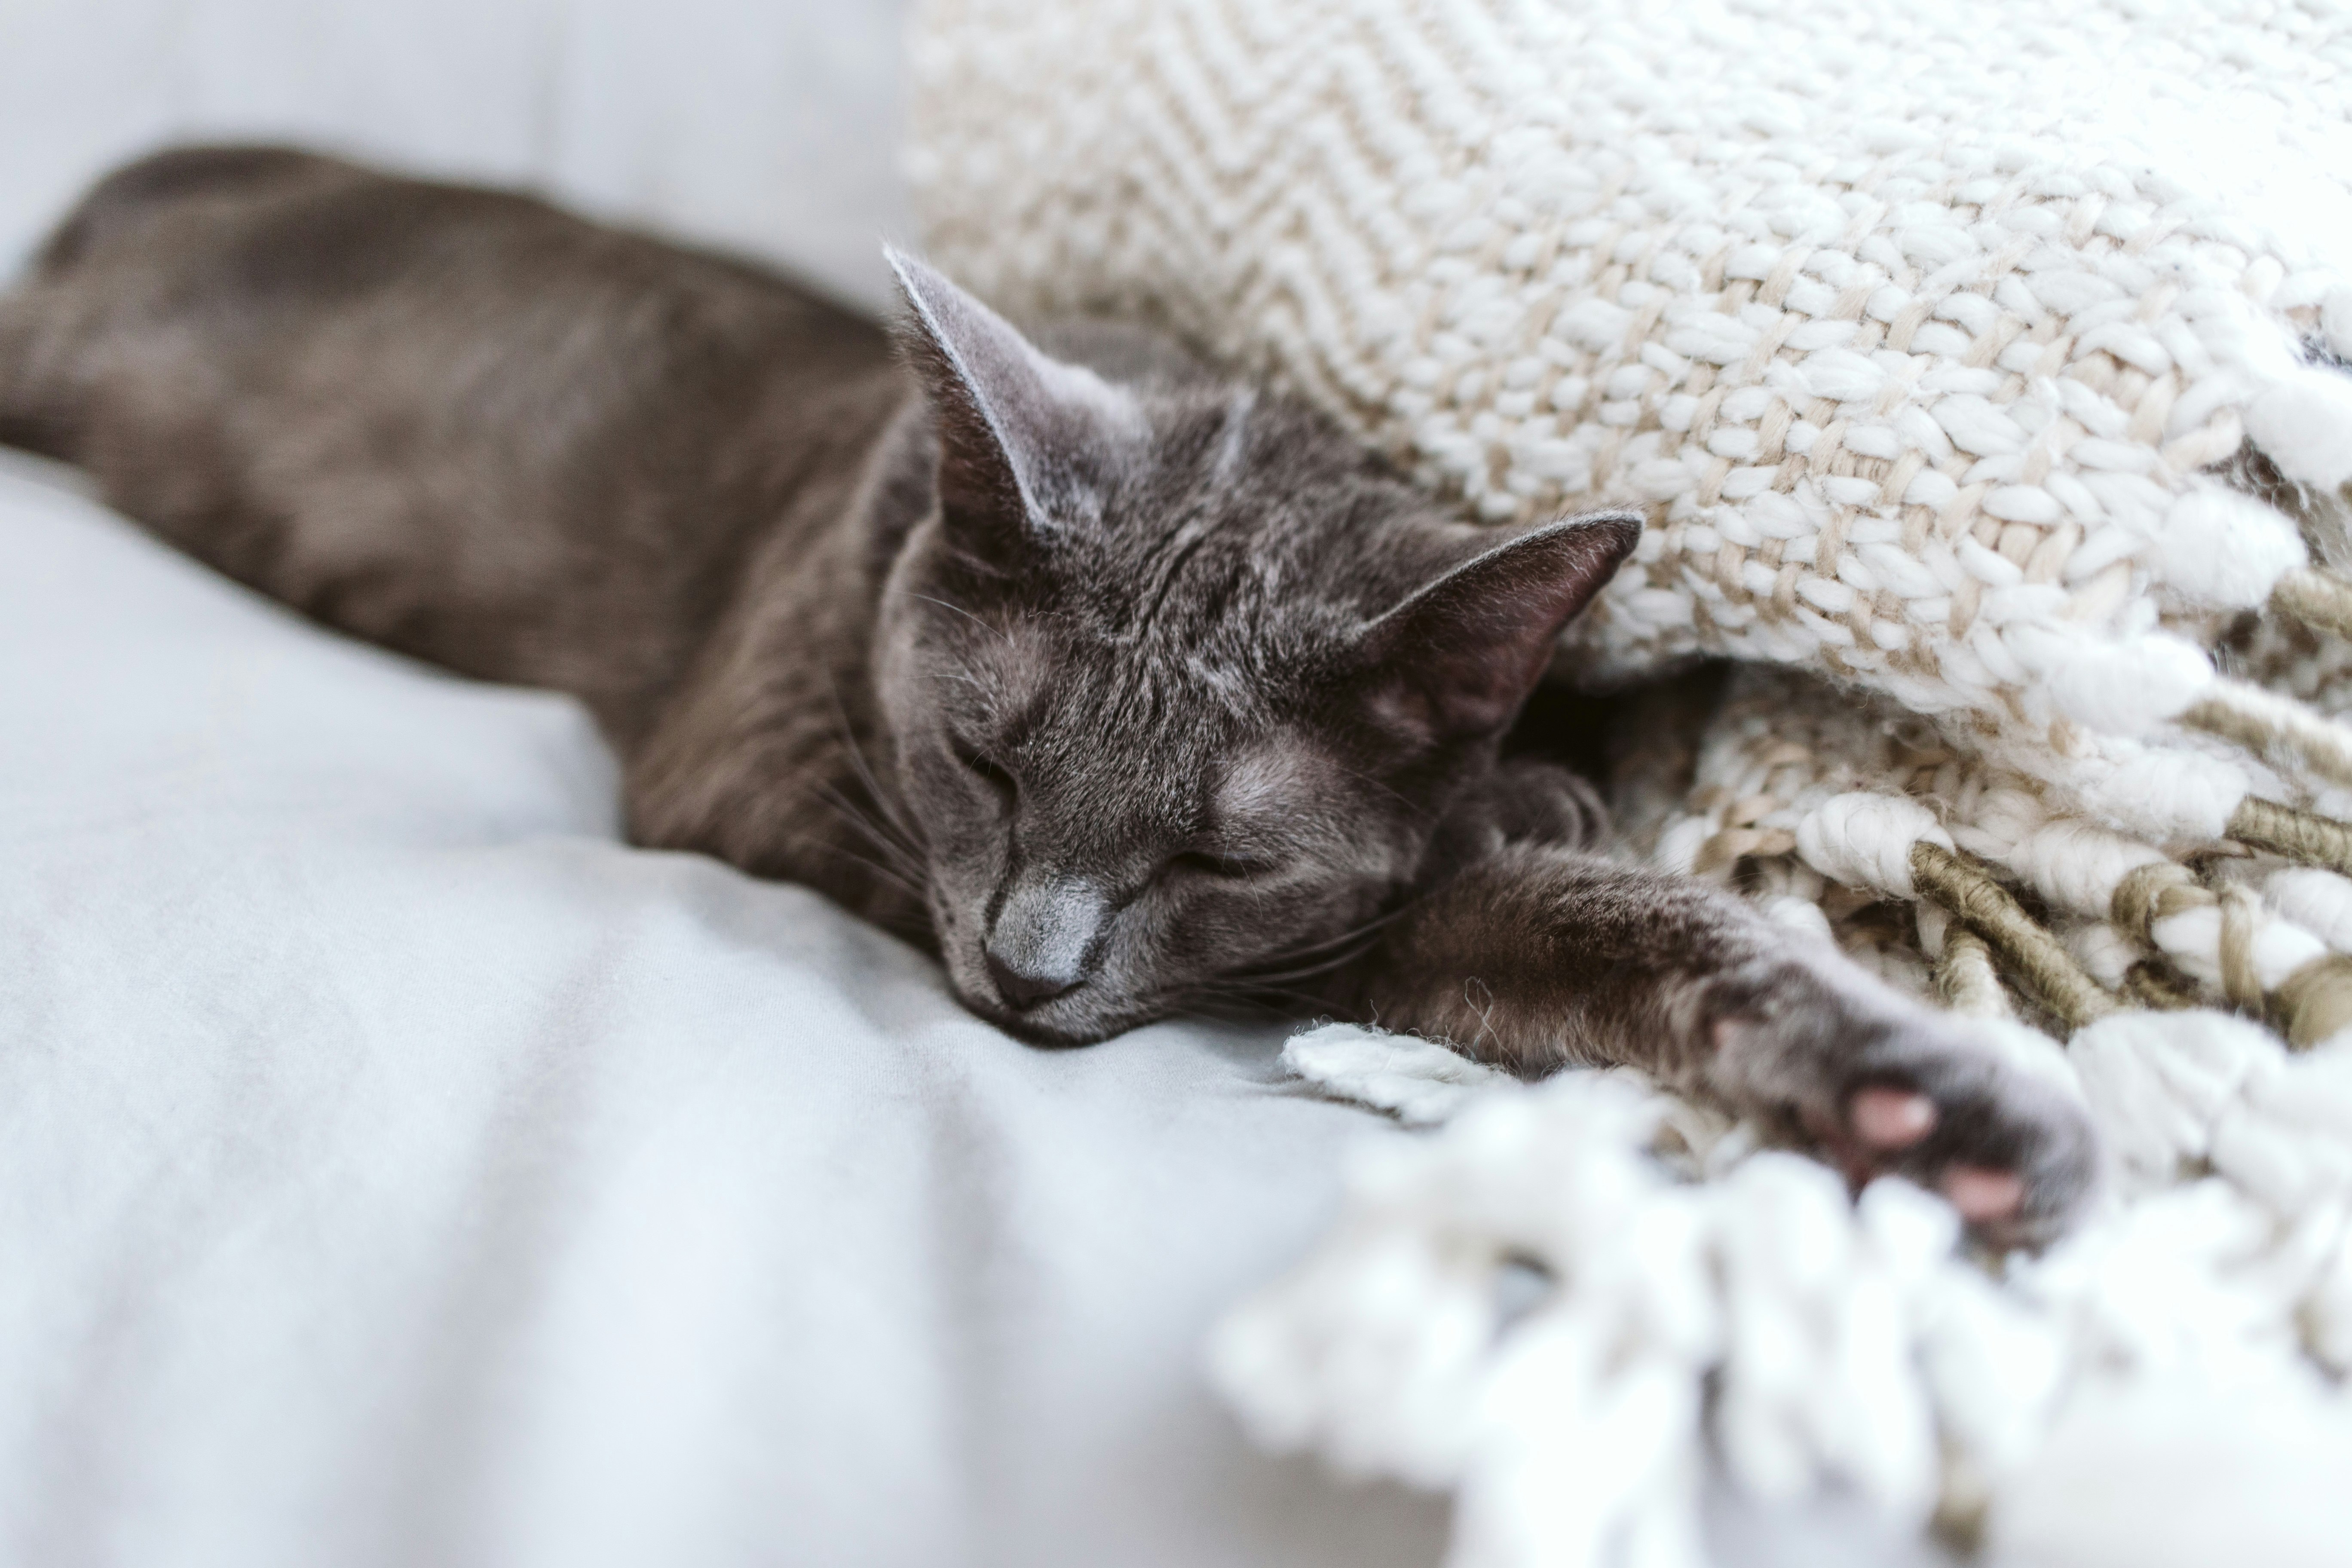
xmin=0 ymin=147 xmax=2094 ymax=1241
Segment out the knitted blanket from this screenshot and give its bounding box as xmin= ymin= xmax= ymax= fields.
xmin=907 ymin=1 xmax=2352 ymax=1561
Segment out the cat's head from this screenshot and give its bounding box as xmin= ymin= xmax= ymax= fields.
xmin=874 ymin=252 xmax=1637 ymax=1043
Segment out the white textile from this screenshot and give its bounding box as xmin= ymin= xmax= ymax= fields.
xmin=0 ymin=455 xmax=1451 ymax=1568
xmin=0 ymin=0 xmax=919 ymax=311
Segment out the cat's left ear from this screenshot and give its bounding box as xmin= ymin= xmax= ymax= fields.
xmin=1359 ymin=512 xmax=1642 ymax=740
xmin=886 ymin=248 xmax=1145 ymax=559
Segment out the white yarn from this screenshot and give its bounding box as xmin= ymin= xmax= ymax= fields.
xmin=2070 ymin=1011 xmax=2285 ymax=1185
xmin=2212 ymin=1047 xmax=2352 ymax=1218
xmin=1284 ymin=1022 xmax=1514 ymax=1127
xmin=2155 ymin=906 xmax=2329 ymax=995
xmin=2012 ymin=818 xmax=2163 ymax=915
xmin=2065 ymin=920 xmax=2140 ymax=990
xmin=2042 ymin=634 xmax=2213 ymax=738
xmin=1216 ymin=1053 xmax=1991 ymax=1567
xmin=2149 ymin=487 xmax=2307 ymax=613
xmin=1758 ymin=894 xmax=1837 ymax=946
xmin=2066 ymin=744 xmax=2250 ymax=843
xmin=2263 ymin=866 xmax=2352 ymax=955
xmin=1972 ymin=1016 xmax=2086 ymax=1104
xmin=2313 ymin=1224 xmax=2352 ymax=1374
xmin=1240 ymin=1015 xmax=2352 ymax=1568
xmin=2245 ymin=368 xmax=2352 ymax=493
xmin=910 ymin=2 xmax=2352 ymax=1558
xmin=1792 ymin=792 xmax=1948 ymax=897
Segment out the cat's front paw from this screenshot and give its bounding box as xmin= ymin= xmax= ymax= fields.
xmin=1702 ymin=954 xmax=2096 ymax=1247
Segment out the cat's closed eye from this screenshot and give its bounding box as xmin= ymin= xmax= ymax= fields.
xmin=1166 ymin=849 xmax=1277 ymax=881
xmin=952 ymin=738 xmax=1017 ymax=803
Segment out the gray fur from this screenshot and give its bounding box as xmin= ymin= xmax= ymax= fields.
xmin=0 ymin=147 xmax=2095 ymax=1242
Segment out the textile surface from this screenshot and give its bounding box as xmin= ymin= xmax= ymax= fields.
xmin=0 ymin=0 xmax=918 ymax=311
xmin=908 ymin=0 xmax=2352 ymax=894
xmin=0 ymin=453 xmax=1457 ymax=1568
xmin=0 ymin=8 xmax=1947 ymax=1564
xmin=907 ymin=3 xmax=2352 ymax=1562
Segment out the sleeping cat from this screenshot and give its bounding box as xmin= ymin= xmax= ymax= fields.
xmin=0 ymin=146 xmax=2092 ymax=1241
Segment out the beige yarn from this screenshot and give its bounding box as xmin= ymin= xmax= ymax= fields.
xmin=909 ymin=0 xmax=2352 ymax=1038
xmin=909 ymin=9 xmax=2352 ymax=1556
xmin=911 ymin=0 xmax=2352 ymax=844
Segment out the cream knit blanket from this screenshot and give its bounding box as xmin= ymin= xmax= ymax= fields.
xmin=907 ymin=2 xmax=2352 ymax=1562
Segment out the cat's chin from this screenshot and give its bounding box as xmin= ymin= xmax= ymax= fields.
xmin=956 ymin=989 xmax=1142 ymax=1048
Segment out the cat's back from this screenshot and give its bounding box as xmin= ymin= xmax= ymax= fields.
xmin=15 ymin=143 xmax=891 ymax=440
xmin=0 ymin=144 xmax=904 ymax=733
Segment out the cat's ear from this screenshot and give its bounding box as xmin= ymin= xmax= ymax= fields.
xmin=886 ymin=248 xmax=1145 ymax=559
xmin=1359 ymin=512 xmax=1642 ymax=740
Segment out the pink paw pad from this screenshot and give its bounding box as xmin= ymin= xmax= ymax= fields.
xmin=1941 ymin=1164 xmax=2027 ymax=1223
xmin=1848 ymin=1085 xmax=1936 ymax=1148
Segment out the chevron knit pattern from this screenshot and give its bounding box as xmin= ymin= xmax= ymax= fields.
xmin=908 ymin=3 xmax=2352 ymax=1563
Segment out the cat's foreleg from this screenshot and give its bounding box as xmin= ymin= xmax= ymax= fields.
xmin=1338 ymin=843 xmax=2096 ymax=1242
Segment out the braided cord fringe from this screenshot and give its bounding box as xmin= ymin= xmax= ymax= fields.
xmin=915 ymin=8 xmax=2352 ymax=1558
xmin=1908 ymin=842 xmax=2115 ymax=1030
xmin=2231 ymin=795 xmax=2352 ymax=878
xmin=1913 ymin=812 xmax=2352 ymax=1046
xmin=2185 ymin=681 xmax=2352 ymax=793
xmin=1915 ymin=812 xmax=2352 ymax=1047
xmin=1660 ymin=671 xmax=2352 ymax=1046
xmin=1931 ymin=927 xmax=2012 ymax=1020
xmin=2275 ymin=957 xmax=2352 ymax=1049
xmin=2270 ymin=567 xmax=2352 ymax=643
xmin=2111 ymin=864 xmax=2266 ymax=1011
xmin=916 ymin=0 xmax=2352 ymax=852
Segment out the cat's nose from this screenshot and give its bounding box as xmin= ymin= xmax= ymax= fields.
xmin=985 ymin=949 xmax=1080 ymax=1011
xmin=983 ymin=874 xmax=1108 ymax=1012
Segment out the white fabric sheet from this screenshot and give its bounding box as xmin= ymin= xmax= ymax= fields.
xmin=0 ymin=7 xmax=1971 ymax=1559
xmin=0 ymin=0 xmax=918 ymax=311
xmin=0 ymin=455 xmax=1455 ymax=1567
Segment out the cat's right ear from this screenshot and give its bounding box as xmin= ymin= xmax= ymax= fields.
xmin=886 ymin=248 xmax=1145 ymax=564
xmin=1356 ymin=511 xmax=1642 ymax=743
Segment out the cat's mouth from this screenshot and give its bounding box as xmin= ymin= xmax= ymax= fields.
xmin=949 ymin=970 xmax=1141 ymax=1047
xmin=964 ymin=992 xmax=1129 ymax=1044
xmin=978 ymin=1004 xmax=1121 ymax=1047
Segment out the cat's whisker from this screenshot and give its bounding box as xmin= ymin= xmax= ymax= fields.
xmin=781 ymin=830 xmax=930 ymax=903
xmin=1329 ymin=761 xmax=1433 ymax=823
xmin=821 ymin=664 xmax=928 ymax=857
xmin=812 ymin=783 xmax=929 ymax=885
xmin=897 ymin=588 xmax=1007 ymax=646
xmin=1162 ymin=977 xmax=1336 ymax=1019
xmin=1228 ymin=900 xmax=1420 ymax=983
xmin=832 ymin=831 xmax=920 ymax=888
xmin=1231 ymin=941 xmax=1383 ymax=988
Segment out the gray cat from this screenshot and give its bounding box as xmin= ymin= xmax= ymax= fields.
xmin=0 ymin=146 xmax=2092 ymax=1242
